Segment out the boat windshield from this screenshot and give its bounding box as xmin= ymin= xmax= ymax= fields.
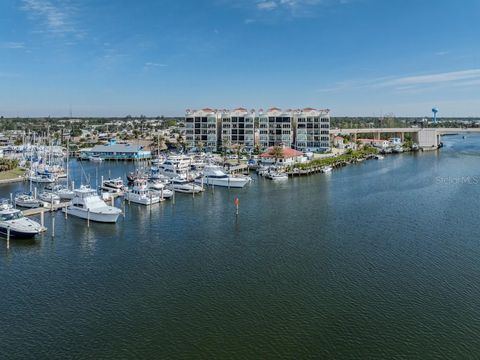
xmin=1 ymin=211 xmax=23 ymax=221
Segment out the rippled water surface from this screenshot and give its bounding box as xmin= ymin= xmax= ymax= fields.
xmin=2 ymin=135 xmax=480 ymax=359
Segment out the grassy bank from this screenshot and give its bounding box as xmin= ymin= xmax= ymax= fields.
xmin=0 ymin=167 xmax=26 ymax=181
xmin=288 ymin=147 xmax=379 ymax=171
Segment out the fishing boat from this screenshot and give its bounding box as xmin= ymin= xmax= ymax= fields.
xmin=14 ymin=193 xmax=41 ymax=208
xmin=0 ymin=202 xmax=43 ymax=238
xmin=124 ymin=179 xmax=161 ymax=205
xmin=101 ymin=177 xmax=127 ymax=194
xmin=194 ymin=165 xmax=250 ymax=188
xmin=63 ymin=186 xmax=121 ymax=223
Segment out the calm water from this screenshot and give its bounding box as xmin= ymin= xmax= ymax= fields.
xmin=2 ymin=135 xmax=480 ymax=359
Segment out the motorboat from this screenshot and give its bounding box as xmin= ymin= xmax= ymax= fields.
xmin=374 ymin=155 xmax=385 ymax=160
xmin=0 ymin=202 xmax=43 ymax=238
xmin=38 ymin=191 xmax=61 ymax=205
xmin=265 ymin=172 xmax=288 ymax=181
xmin=169 ymin=177 xmax=203 ymax=193
xmin=101 ymin=177 xmax=127 ymax=194
xmin=194 ymin=165 xmax=250 ymax=188
xmin=321 ymin=166 xmax=333 ymax=173
xmin=63 ymin=186 xmax=121 ymax=223
xmin=124 ymin=179 xmax=161 ymax=205
xmin=147 ymin=180 xmax=174 ymax=199
xmin=44 ymin=184 xmax=75 ymax=200
xmin=14 ymin=193 xmax=41 ymax=208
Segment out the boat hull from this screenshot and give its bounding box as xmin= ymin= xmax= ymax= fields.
xmin=124 ymin=193 xmax=160 ymax=205
xmin=0 ymin=226 xmax=39 ymax=238
xmin=63 ymin=207 xmax=120 ymax=223
xmin=195 ymin=177 xmax=249 ymax=188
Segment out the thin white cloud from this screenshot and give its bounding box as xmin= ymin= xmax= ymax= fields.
xmin=0 ymin=42 xmax=25 ymax=49
xmin=21 ymin=0 xmax=79 ymax=36
xmin=257 ymin=1 xmax=278 ymax=10
xmin=318 ymin=69 xmax=480 ymax=93
xmin=381 ymin=69 xmax=480 ymax=87
xmin=145 ymin=62 xmax=168 ymax=67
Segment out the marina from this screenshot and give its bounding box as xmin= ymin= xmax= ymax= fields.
xmin=2 ymin=134 xmax=480 ymax=358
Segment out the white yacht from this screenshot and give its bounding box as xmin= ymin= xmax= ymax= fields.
xmin=158 ymin=155 xmax=192 ymax=179
xmin=101 ymin=177 xmax=127 ymax=194
xmin=195 ymin=165 xmax=250 ymax=188
xmin=14 ymin=193 xmax=41 ymax=208
xmin=38 ymin=191 xmax=61 ymax=205
xmin=63 ymin=186 xmax=122 ymax=223
xmin=124 ymin=179 xmax=161 ymax=205
xmin=45 ymin=184 xmax=75 ymax=200
xmin=321 ymin=166 xmax=333 ymax=173
xmin=0 ymin=203 xmax=43 ymax=238
xmin=169 ymin=177 xmax=204 ymax=194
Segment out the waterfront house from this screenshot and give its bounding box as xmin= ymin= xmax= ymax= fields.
xmin=260 ymin=147 xmax=305 ymax=166
xmin=357 ymin=139 xmax=390 ymax=149
xmin=79 ymin=139 xmax=151 ymax=160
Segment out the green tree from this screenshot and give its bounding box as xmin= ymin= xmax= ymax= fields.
xmin=269 ymin=145 xmax=284 ymax=164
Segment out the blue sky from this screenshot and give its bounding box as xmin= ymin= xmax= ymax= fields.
xmin=0 ymin=0 xmax=479 ymax=117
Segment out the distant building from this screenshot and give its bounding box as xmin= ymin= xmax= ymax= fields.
xmin=357 ymin=139 xmax=390 ymax=149
xmin=185 ymin=109 xmax=219 ymax=151
xmin=220 ymin=108 xmax=255 ymax=152
xmin=294 ymin=108 xmax=330 ymax=152
xmin=79 ymin=139 xmax=151 ymax=160
xmin=258 ymin=108 xmax=294 ymax=149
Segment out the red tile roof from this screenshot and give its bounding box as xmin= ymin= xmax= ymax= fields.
xmin=260 ymin=147 xmax=304 ymax=158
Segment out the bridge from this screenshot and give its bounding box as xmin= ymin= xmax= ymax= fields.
xmin=330 ymin=128 xmax=480 ymax=149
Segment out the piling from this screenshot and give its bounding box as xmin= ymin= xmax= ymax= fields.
xmin=87 ymin=209 xmax=90 ymax=228
xmin=52 ymin=216 xmax=55 ymax=238
xmin=41 ymin=211 xmax=44 ymax=228
xmin=64 ymin=204 xmax=68 ymax=219
xmin=6 ymin=226 xmax=10 ymax=249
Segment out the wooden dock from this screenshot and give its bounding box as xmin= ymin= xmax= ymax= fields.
xmin=22 ymin=202 xmax=71 ymax=216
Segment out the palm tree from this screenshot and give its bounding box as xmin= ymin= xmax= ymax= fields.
xmin=269 ymin=145 xmax=284 ymax=164
xmin=234 ymin=144 xmax=244 ymax=164
xmin=222 ymin=139 xmax=231 ymax=163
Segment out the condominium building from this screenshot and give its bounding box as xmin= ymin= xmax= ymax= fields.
xmin=220 ymin=108 xmax=255 ymax=152
xmin=258 ymin=108 xmax=294 ymax=149
xmin=294 ymin=108 xmax=331 ymax=152
xmin=185 ymin=109 xmax=219 ymax=151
